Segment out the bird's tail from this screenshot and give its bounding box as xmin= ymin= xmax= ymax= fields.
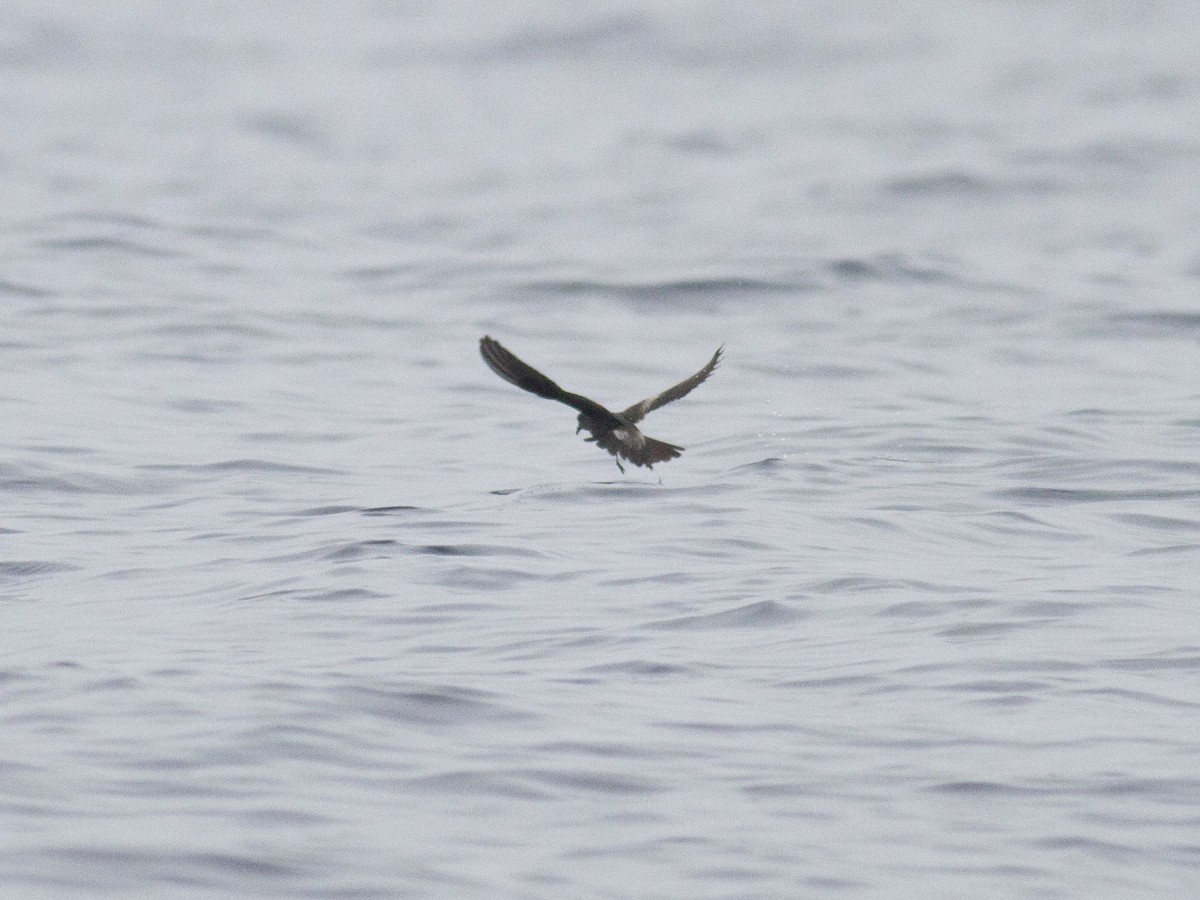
xmin=639 ymin=436 xmax=684 ymax=468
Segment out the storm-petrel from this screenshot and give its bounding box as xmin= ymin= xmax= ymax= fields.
xmin=479 ymin=336 xmax=722 ymax=472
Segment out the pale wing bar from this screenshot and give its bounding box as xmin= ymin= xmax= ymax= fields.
xmin=621 ymin=346 xmax=722 ymax=424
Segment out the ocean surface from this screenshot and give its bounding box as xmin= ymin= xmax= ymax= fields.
xmin=4 ymin=2 xmax=1200 ymax=897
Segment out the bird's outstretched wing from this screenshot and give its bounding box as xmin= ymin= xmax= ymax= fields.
xmin=480 ymin=336 xmax=621 ymax=426
xmin=621 ymin=346 xmax=722 ymax=424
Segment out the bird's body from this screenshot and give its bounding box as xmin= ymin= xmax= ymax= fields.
xmin=479 ymin=336 xmax=721 ymax=472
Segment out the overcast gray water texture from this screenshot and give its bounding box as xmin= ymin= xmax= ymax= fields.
xmin=4 ymin=1 xmax=1200 ymax=898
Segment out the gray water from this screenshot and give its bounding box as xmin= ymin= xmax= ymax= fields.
xmin=5 ymin=2 xmax=1200 ymax=897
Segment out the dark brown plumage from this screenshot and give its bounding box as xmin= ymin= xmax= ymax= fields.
xmin=479 ymin=336 xmax=721 ymax=473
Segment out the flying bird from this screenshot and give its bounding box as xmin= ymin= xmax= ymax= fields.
xmin=479 ymin=336 xmax=722 ymax=472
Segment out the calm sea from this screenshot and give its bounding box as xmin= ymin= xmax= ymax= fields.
xmin=4 ymin=2 xmax=1200 ymax=897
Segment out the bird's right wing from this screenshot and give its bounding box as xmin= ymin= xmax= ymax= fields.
xmin=621 ymin=346 xmax=722 ymax=424
xmin=480 ymin=336 xmax=618 ymax=423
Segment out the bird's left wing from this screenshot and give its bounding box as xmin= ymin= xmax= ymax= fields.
xmin=480 ymin=336 xmax=620 ymax=425
xmin=480 ymin=336 xmax=569 ymax=401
